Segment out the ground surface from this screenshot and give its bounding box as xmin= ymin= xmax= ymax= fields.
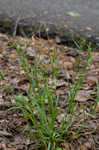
xmin=0 ymin=0 xmax=99 ymax=44
xmin=0 ymin=33 xmax=99 ymax=150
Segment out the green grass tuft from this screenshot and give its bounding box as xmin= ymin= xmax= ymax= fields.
xmin=8 ymin=41 xmax=93 ymax=150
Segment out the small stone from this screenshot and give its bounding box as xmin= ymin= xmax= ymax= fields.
xmin=39 ymin=55 xmax=50 ymax=64
xmin=45 ymin=99 xmax=48 ymax=104
xmin=55 ymin=36 xmax=61 ymax=44
xmin=46 ymin=28 xmax=50 ymax=32
xmin=26 ymin=47 xmax=36 ymax=60
xmin=57 ymin=113 xmax=65 ymax=123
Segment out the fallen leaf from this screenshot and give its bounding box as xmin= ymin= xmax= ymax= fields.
xmin=7 ymin=144 xmax=17 ymax=150
xmin=7 ymin=148 xmax=16 ymax=150
xmin=88 ymin=80 xmax=96 ymax=87
xmin=96 ymin=102 xmax=99 ymax=111
xmin=63 ymin=61 xmax=73 ymax=69
xmin=0 ymin=48 xmax=2 ymax=53
xmin=64 ymin=142 xmax=71 ymax=150
xmin=86 ymin=27 xmax=92 ymax=31
xmin=0 ymin=33 xmax=8 ymax=41
xmin=84 ymin=142 xmax=92 ymax=149
xmin=80 ymin=145 xmax=87 ymax=150
xmin=48 ymin=78 xmax=67 ymax=88
xmin=75 ymin=90 xmax=90 ymax=102
xmin=0 ymin=130 xmax=12 ymax=137
xmin=86 ymin=75 xmax=98 ymax=83
xmin=10 ymin=53 xmax=17 ymax=59
xmin=0 ymin=142 xmax=6 ymax=150
xmin=67 ymin=11 xmax=80 ymax=17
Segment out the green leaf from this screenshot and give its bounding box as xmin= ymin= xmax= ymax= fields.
xmin=56 ymin=148 xmax=62 ymax=150
xmin=67 ymin=11 xmax=80 ymax=17
xmin=14 ymin=95 xmax=28 ymax=105
xmin=0 ymin=72 xmax=4 ymax=79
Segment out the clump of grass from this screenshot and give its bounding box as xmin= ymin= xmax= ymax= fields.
xmin=9 ymin=41 xmax=92 ymax=150
xmin=89 ymin=81 xmax=99 ymax=114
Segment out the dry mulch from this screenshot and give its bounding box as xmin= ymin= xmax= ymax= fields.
xmin=0 ymin=33 xmax=99 ymax=150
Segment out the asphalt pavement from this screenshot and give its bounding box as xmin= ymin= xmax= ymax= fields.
xmin=0 ymin=0 xmax=99 ymax=45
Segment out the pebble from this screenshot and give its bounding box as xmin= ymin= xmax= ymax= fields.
xmin=26 ymin=47 xmax=36 ymax=60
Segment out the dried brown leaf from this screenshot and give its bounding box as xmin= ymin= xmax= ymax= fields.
xmin=75 ymin=90 xmax=90 ymax=102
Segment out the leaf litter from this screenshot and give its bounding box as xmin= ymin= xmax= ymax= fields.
xmin=0 ymin=33 xmax=99 ymax=150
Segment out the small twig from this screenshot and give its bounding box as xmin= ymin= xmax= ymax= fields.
xmin=13 ymin=16 xmax=34 ymax=37
xmin=19 ymin=26 xmax=27 ymax=37
xmin=13 ymin=16 xmax=21 ymax=37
